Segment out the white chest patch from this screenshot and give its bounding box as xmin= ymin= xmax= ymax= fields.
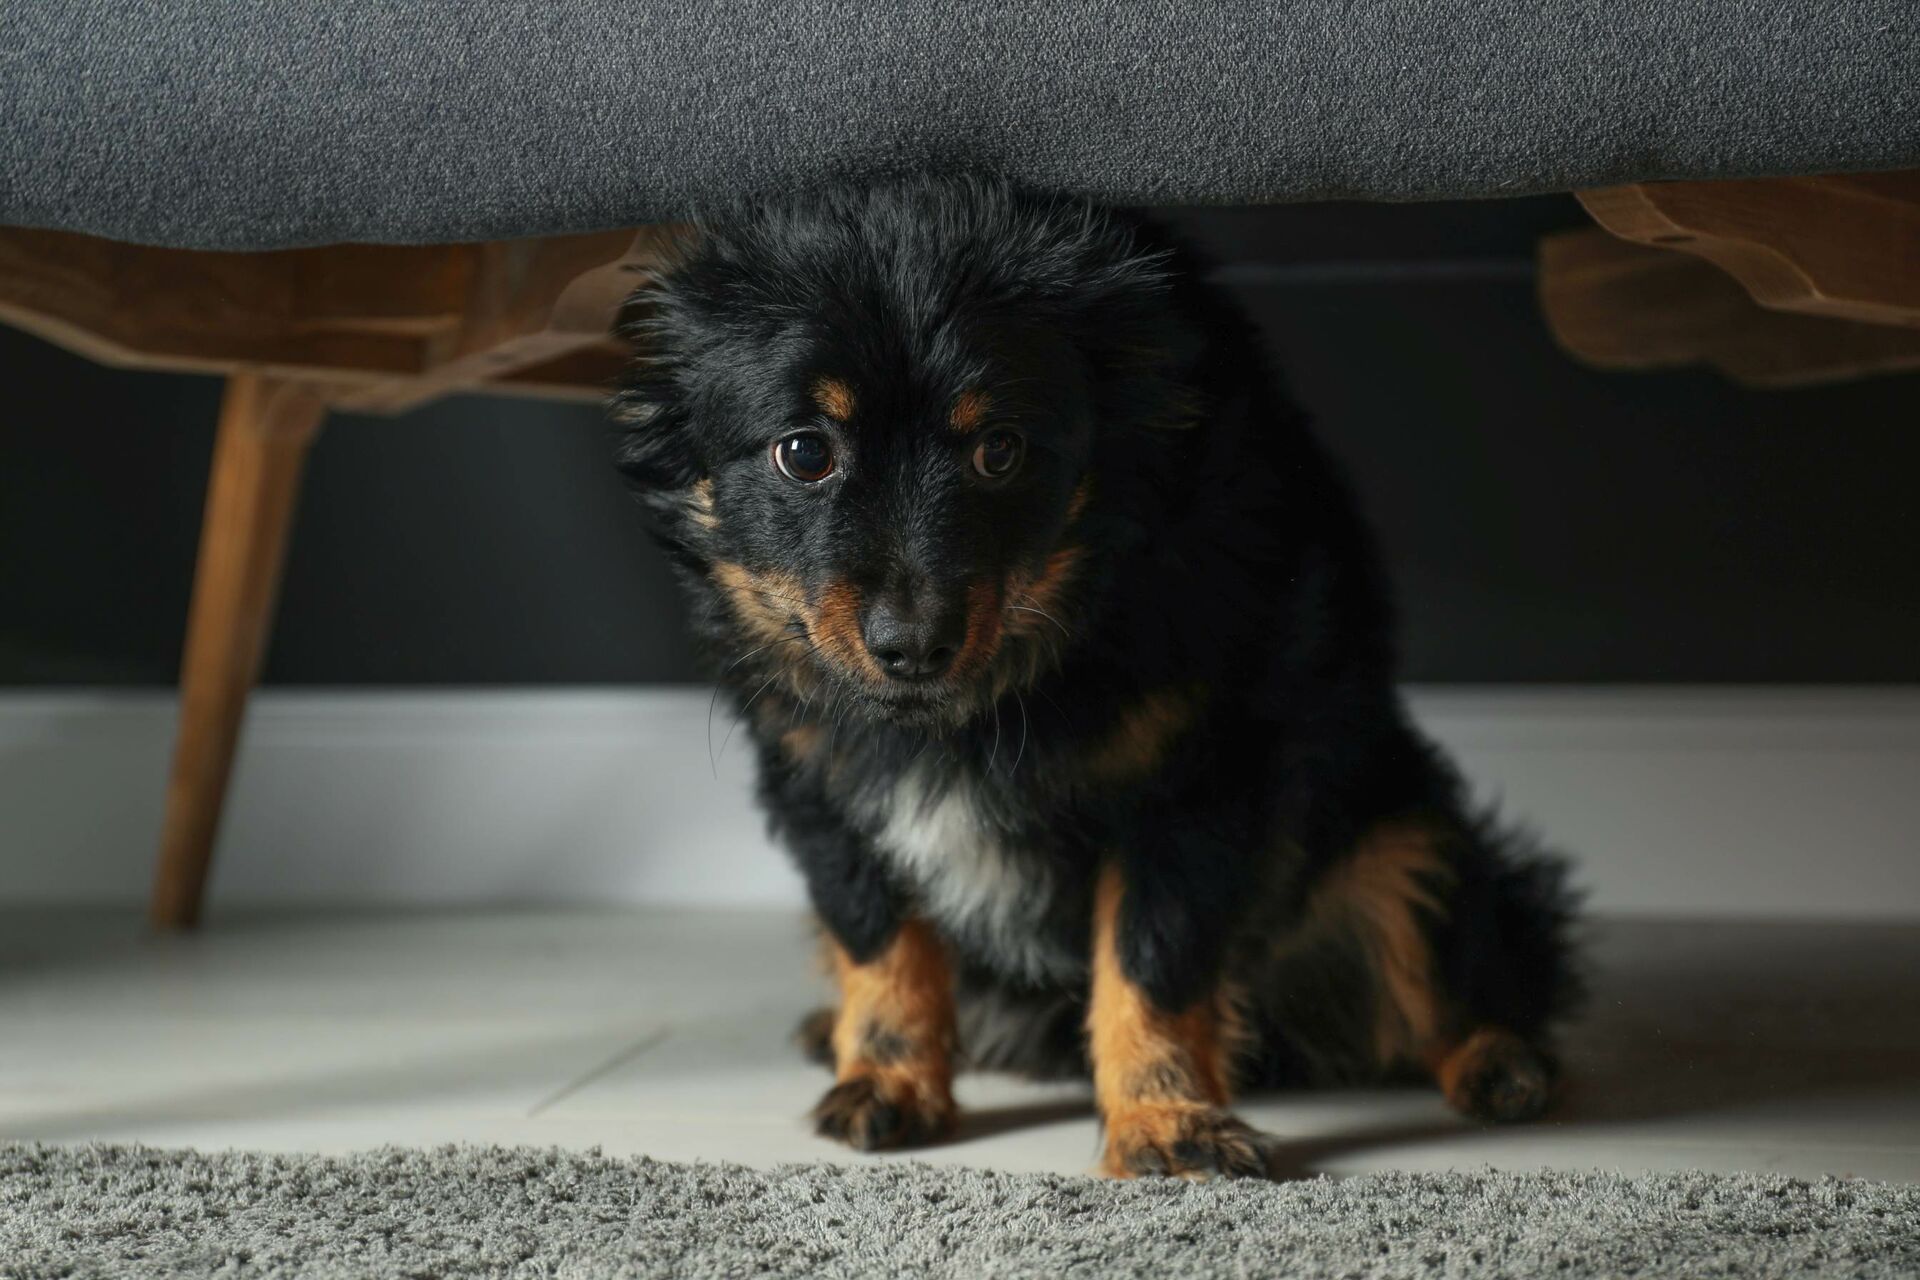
xmin=870 ymin=766 xmax=1073 ymax=985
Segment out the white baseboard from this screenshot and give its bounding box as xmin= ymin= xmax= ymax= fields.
xmin=2 ymin=687 xmax=1917 ymax=919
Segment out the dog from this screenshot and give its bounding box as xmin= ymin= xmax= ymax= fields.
xmin=612 ymin=177 xmax=1581 ymax=1179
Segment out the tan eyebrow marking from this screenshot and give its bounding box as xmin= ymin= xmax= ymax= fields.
xmin=812 ymin=377 xmax=856 ymax=422
xmin=1065 ymin=480 xmax=1091 ymax=524
xmin=948 ymin=388 xmax=992 ymax=434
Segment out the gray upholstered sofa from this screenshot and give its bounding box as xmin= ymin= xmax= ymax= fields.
xmin=4 ymin=2 xmax=1916 ymax=249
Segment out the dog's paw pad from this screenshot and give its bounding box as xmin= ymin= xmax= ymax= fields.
xmin=812 ymin=1076 xmax=954 ymax=1151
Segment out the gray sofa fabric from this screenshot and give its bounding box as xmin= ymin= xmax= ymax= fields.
xmin=2 ymin=1 xmax=1916 ymax=250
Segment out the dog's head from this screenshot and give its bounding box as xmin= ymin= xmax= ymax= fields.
xmin=615 ymin=179 xmax=1198 ymax=729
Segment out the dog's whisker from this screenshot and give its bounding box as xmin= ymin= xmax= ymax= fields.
xmin=708 ymin=633 xmax=809 ymax=777
xmin=1008 ymin=600 xmax=1071 ymax=635
xmin=719 ymin=668 xmax=786 ymax=764
xmin=722 ymin=634 xmax=803 ymax=679
xmin=1034 ymin=684 xmax=1073 ymax=732
xmin=1010 ymin=689 xmax=1029 ymax=776
xmin=827 ymin=692 xmax=847 ymax=758
xmin=908 ymin=729 xmax=937 ymax=769
xmin=1005 ymin=603 xmax=1072 ymax=640
xmin=986 ymin=699 xmax=1003 ymax=775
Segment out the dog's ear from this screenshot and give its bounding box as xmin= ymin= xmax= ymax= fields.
xmin=1055 ymin=239 xmax=1208 ymax=438
xmin=610 ymin=370 xmax=719 ymax=560
xmin=611 ymin=368 xmax=697 ymax=492
xmin=977 ymin=194 xmax=1205 ymax=438
xmin=610 ymin=277 xmax=710 ymax=535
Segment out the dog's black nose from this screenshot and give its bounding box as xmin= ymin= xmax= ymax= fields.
xmin=862 ymin=599 xmax=963 ymax=681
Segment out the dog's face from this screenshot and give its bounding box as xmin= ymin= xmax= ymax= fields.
xmin=616 ymin=181 xmax=1188 ymax=730
xmin=672 ymin=307 xmax=1093 ymax=729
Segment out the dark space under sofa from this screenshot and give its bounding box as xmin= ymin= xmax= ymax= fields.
xmin=1 ymin=1 xmax=1915 ymax=927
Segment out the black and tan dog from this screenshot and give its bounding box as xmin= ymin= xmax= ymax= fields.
xmin=613 ymin=178 xmax=1581 ymax=1179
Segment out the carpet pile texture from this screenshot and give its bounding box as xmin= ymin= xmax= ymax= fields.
xmin=2 ymin=1143 xmax=1917 ymax=1278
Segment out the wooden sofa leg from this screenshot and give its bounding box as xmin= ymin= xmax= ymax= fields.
xmin=150 ymin=374 xmax=327 ymax=930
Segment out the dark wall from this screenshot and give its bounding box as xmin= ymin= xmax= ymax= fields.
xmin=3 ymin=196 xmax=1917 ymax=687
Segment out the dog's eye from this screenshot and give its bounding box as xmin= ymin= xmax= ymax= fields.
xmin=972 ymin=431 xmax=1025 ymax=480
xmin=773 ymin=432 xmax=835 ymax=483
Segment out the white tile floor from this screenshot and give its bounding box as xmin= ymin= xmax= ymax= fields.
xmin=2 ymin=908 xmax=1915 ymax=1183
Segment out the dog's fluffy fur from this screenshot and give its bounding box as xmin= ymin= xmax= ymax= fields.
xmin=614 ymin=178 xmax=1582 ymax=1178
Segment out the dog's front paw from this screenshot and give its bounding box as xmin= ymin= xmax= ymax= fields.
xmin=1101 ymin=1103 xmax=1277 ymax=1180
xmin=812 ymin=1075 xmax=956 ymax=1151
xmin=1438 ymin=1027 xmax=1556 ymax=1123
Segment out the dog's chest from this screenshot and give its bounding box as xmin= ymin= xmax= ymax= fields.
xmin=864 ymin=766 xmax=1081 ymax=985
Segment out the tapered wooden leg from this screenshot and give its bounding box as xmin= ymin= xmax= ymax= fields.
xmin=149 ymin=374 xmax=327 ymax=930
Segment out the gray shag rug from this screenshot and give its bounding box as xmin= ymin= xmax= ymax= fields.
xmin=3 ymin=1144 xmax=1917 ymax=1279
